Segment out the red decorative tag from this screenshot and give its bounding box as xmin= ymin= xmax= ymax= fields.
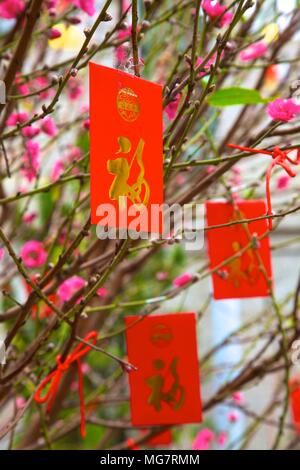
xmin=125 ymin=313 xmax=202 ymax=426
xmin=89 ymin=63 xmax=163 ymax=233
xmin=289 ymin=377 xmax=300 ymax=434
xmin=205 ymin=200 xmax=272 ymax=299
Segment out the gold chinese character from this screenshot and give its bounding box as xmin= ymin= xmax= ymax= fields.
xmin=146 ymin=357 xmax=185 ymax=412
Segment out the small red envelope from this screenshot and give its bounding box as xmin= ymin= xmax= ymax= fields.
xmin=125 ymin=313 xmax=202 ymax=426
xmin=89 ymin=63 xmax=163 ymax=233
xmin=290 ymin=377 xmax=300 ymax=434
xmin=144 ymin=429 xmax=172 ymax=446
xmin=205 ymin=200 xmax=272 ymax=299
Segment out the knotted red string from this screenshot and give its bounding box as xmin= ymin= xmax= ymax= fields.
xmin=227 ymin=144 xmax=300 ymax=230
xmin=34 ymin=330 xmax=97 ymax=438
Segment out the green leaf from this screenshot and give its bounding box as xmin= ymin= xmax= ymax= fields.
xmin=208 ymin=87 xmax=271 ymax=107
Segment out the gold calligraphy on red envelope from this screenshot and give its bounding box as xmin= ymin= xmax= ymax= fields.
xmin=89 ymin=63 xmax=163 ymax=233
xmin=205 ymin=200 xmax=272 ymax=299
xmin=125 ymin=313 xmax=202 ymax=426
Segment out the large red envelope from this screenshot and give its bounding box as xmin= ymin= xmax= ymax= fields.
xmin=205 ymin=200 xmax=272 ymax=299
xmin=89 ymin=62 xmax=163 ymax=233
xmin=289 ymin=377 xmax=300 ymax=434
xmin=125 ymin=313 xmax=202 ymax=426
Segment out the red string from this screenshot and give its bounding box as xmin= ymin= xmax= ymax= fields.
xmin=227 ymin=144 xmax=300 ymax=230
xmin=34 ymin=330 xmax=98 ymax=438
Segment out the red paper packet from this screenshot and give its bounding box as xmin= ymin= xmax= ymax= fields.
xmin=125 ymin=313 xmax=202 ymax=426
xmin=89 ymin=63 xmax=163 ymax=233
xmin=205 ymin=200 xmax=272 ymax=299
xmin=289 ymin=377 xmax=300 ymax=434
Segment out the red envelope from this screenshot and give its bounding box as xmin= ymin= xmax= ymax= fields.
xmin=205 ymin=200 xmax=272 ymax=299
xmin=125 ymin=313 xmax=202 ymax=426
xmin=290 ymin=377 xmax=300 ymax=434
xmin=89 ymin=63 xmax=163 ymax=233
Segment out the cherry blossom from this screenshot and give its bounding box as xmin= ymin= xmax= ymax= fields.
xmin=7 ymin=112 xmax=28 ymax=126
xmin=172 ymin=272 xmax=193 ymax=287
xmin=202 ymin=0 xmax=233 ymax=27
xmin=164 ymin=94 xmax=181 ymax=121
xmin=267 ymin=98 xmax=300 ymax=122
xmin=240 ymin=42 xmax=268 ymax=62
xmin=0 ymin=0 xmax=25 ymax=19
xmin=51 ymin=160 xmax=65 ymax=182
xmin=20 ymin=240 xmax=47 ymax=268
xmin=21 ymin=140 xmax=40 ymax=182
xmin=276 ymin=174 xmax=290 ymax=190
xmin=57 ymin=275 xmax=87 ymax=303
xmin=192 ymin=428 xmax=215 ymax=450
xmin=41 ymin=117 xmax=58 ymax=136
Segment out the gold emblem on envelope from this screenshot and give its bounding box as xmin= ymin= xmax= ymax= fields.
xmin=117 ymin=87 xmax=140 ymax=122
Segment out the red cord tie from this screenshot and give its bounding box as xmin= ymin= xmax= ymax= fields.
xmin=34 ymin=330 xmax=97 ymax=438
xmin=227 ymin=144 xmax=300 ymax=230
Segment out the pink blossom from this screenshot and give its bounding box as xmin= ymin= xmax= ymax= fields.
xmin=172 ymin=272 xmax=193 ymax=288
xmin=35 ymin=76 xmax=55 ymax=100
xmin=51 ymin=160 xmax=64 ymax=182
xmin=70 ymin=0 xmax=96 ymax=16
xmin=21 ymin=126 xmax=40 ymax=138
xmin=196 ymin=56 xmax=215 ymax=77
xmin=115 ymin=28 xmax=131 ymax=63
xmin=48 ymin=28 xmax=62 ymax=40
xmin=217 ymin=431 xmax=228 ymax=446
xmin=46 ymin=0 xmax=58 ymax=10
xmin=65 ymin=145 xmax=82 ymax=163
xmin=67 ymin=77 xmax=83 ymax=101
xmin=83 ymin=119 xmax=90 ymax=130
xmin=80 ymin=104 xmax=89 ymax=114
xmin=20 ymin=240 xmax=47 ymax=268
xmin=192 ymin=428 xmax=215 ymax=450
xmin=41 ymin=117 xmax=57 ymax=136
xmin=156 ymin=271 xmax=168 ymax=281
xmin=17 ymin=82 xmax=30 ymax=96
xmin=207 ymin=165 xmax=215 ymax=174
xmin=97 ymin=287 xmax=107 ymax=297
xmin=15 ymin=396 xmax=26 ymax=410
xmin=202 ymin=0 xmax=233 ymax=27
xmin=276 ymin=174 xmax=290 ymax=190
xmin=240 ymin=41 xmax=268 ymax=62
xmin=267 ymin=98 xmax=300 ymax=122
xmin=227 ymin=410 xmax=240 ymax=423
xmin=57 ymin=276 xmax=86 ymax=303
xmin=6 ymin=112 xmax=28 ymax=126
xmin=21 ymin=140 xmax=40 ymax=182
xmin=219 ymin=11 xmax=233 ymax=27
xmin=164 ymin=94 xmax=181 ymax=121
xmin=0 ymin=0 xmax=25 ymax=19
xmin=23 ymin=212 xmax=37 ymax=224
xmin=232 ymin=391 xmax=244 ymax=405
xmin=0 ymin=247 xmax=4 ymax=261
xmin=197 ymin=52 xmax=224 ymax=77
xmin=81 ymin=362 xmax=91 ymax=374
